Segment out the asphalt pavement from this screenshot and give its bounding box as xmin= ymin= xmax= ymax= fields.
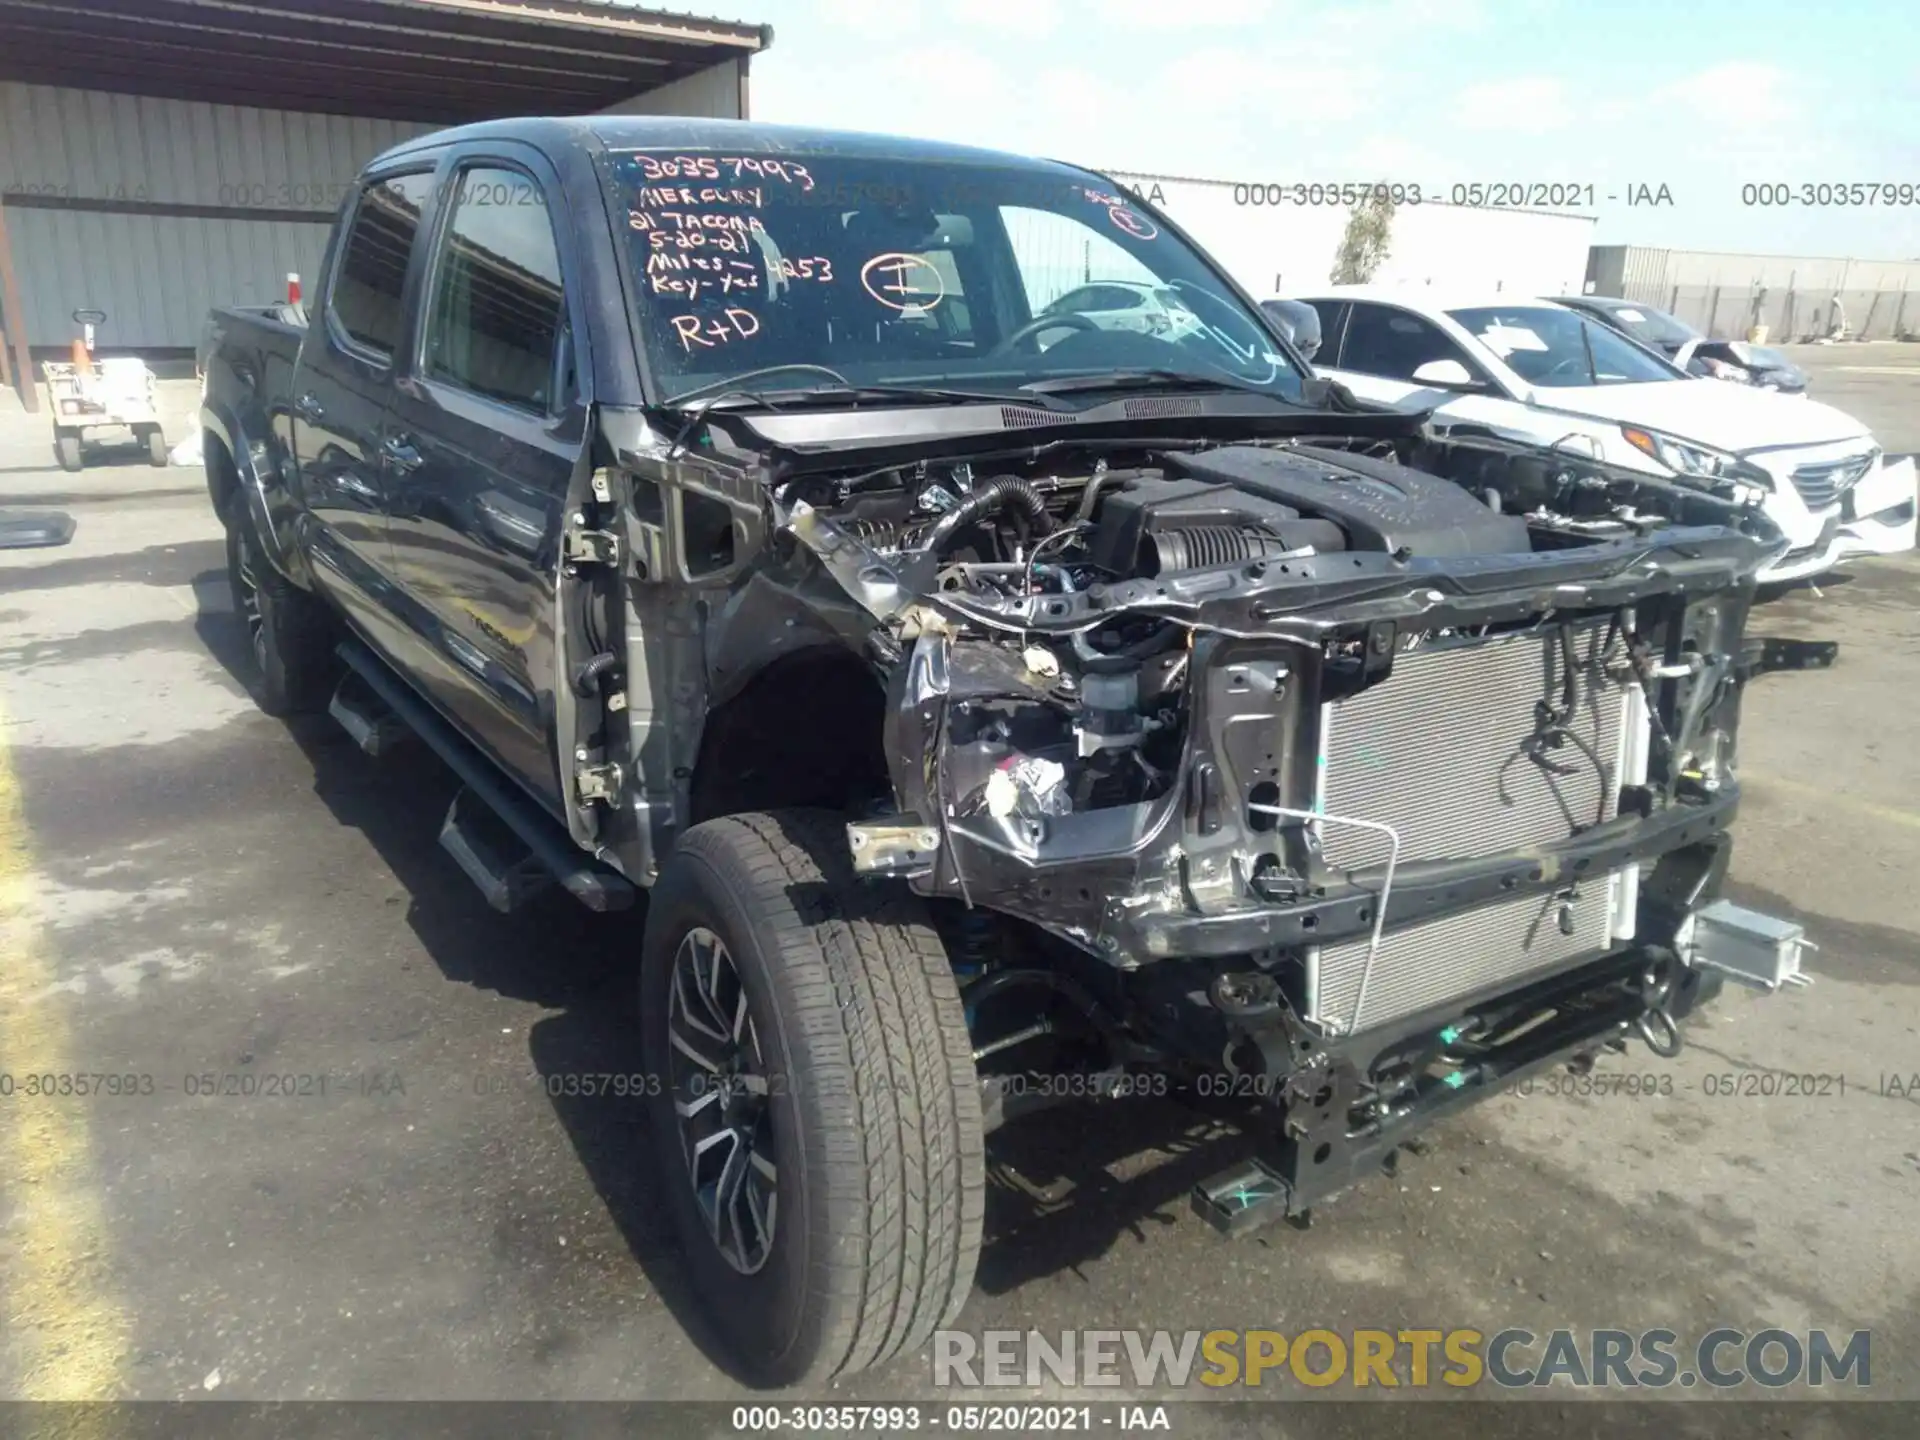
xmin=0 ymin=351 xmax=1914 ymax=1436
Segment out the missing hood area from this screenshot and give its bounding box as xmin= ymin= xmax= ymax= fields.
xmin=743 ymin=423 xmax=1783 ymax=966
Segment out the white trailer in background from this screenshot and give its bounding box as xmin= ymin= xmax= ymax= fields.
xmin=1105 ymin=171 xmax=1597 ymax=302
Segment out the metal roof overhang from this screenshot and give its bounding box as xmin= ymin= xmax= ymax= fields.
xmin=0 ymin=0 xmax=772 ymax=124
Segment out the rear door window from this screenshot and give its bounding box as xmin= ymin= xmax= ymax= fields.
xmin=420 ymin=165 xmax=568 ymax=413
xmin=330 ymin=172 xmax=435 ymax=358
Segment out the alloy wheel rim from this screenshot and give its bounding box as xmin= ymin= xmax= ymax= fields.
xmin=666 ymin=926 xmax=777 ymax=1275
xmin=235 ymin=541 xmax=267 ymax=672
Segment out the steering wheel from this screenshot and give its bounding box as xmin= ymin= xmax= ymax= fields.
xmin=1536 ymin=355 xmax=1588 ymax=381
xmin=991 ymin=311 xmax=1101 ymax=356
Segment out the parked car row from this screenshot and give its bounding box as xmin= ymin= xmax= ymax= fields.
xmin=1266 ymin=286 xmax=1916 ymax=584
xmin=1553 ymin=294 xmax=1810 ymax=394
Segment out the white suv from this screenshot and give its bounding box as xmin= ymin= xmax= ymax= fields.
xmin=1038 ymin=280 xmax=1204 ymax=340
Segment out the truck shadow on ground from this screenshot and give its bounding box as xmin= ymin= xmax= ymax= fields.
xmin=196 ymin=602 xmax=1262 ymax=1382
xmin=974 ymin=1105 xmax=1261 ymax=1294
xmin=183 ymin=601 xmax=743 ymax=1373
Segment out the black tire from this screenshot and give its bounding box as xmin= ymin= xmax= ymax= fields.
xmin=224 ymin=504 xmax=336 ymax=715
xmin=144 ymin=426 xmax=168 ymax=467
xmin=54 ymin=430 xmax=82 ymax=472
xmin=640 ymin=809 xmax=984 ymax=1386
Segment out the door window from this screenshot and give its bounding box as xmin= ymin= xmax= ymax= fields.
xmin=1338 ymin=303 xmax=1485 ymax=383
xmin=1447 ymin=305 xmax=1682 ymax=387
xmin=1305 ymin=299 xmax=1347 ymax=355
xmin=421 ymin=166 xmax=568 ymax=413
xmin=330 ymin=172 xmax=435 ymax=358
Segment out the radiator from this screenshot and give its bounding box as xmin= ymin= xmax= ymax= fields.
xmin=1304 ymin=623 xmax=1638 ymax=1033
xmin=1308 ymin=876 xmax=1619 ymax=1034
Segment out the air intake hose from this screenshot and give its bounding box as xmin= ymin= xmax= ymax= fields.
xmin=920 ymin=474 xmax=1053 ymax=558
xmin=1147 ymin=525 xmax=1288 ymax=574
xmin=1146 ymin=519 xmax=1347 ymax=574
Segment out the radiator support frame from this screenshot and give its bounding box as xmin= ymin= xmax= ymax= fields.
xmin=1193 ymin=938 xmax=1724 ymax=1226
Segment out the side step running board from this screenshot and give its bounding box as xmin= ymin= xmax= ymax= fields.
xmin=334 ymin=641 xmax=637 ymax=913
xmin=328 ymin=669 xmax=414 ymax=757
xmin=439 ymin=787 xmax=553 ymax=913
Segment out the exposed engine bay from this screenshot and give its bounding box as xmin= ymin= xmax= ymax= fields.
xmin=776 ymin=442 xmax=1539 ymax=824
xmin=772 ymin=432 xmax=1778 ymax=878
xmin=612 ymin=414 xmax=1803 ymax=1223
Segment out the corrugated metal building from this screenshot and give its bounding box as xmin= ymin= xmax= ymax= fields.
xmin=1587 ymin=245 xmax=1920 ymax=342
xmin=0 ymin=0 xmax=770 ymax=404
xmin=1106 ymin=172 xmax=1597 ymax=301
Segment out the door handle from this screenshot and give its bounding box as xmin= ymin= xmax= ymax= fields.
xmin=475 ymin=491 xmax=546 ymax=559
xmin=381 ymin=434 xmax=425 ymax=473
xmin=293 ymin=391 xmax=325 ymax=423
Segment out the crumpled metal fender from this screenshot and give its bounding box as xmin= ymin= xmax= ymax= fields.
xmin=199 ymin=398 xmax=312 ymax=588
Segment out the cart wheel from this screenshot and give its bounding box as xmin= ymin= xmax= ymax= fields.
xmin=144 ymin=426 xmax=169 ymax=467
xmin=54 ymin=430 xmax=83 ymax=472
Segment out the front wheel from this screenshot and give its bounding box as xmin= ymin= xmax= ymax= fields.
xmin=640 ymin=810 xmax=984 ymax=1386
xmin=143 ymin=425 xmax=168 ymax=467
xmin=54 ymin=430 xmax=82 ymax=472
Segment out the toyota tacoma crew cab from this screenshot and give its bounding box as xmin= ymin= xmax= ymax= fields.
xmin=201 ymin=117 xmax=1812 ymax=1385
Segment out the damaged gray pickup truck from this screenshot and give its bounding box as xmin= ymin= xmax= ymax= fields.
xmin=201 ymin=117 xmax=1812 ymax=1385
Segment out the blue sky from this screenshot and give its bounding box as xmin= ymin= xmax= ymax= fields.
xmin=738 ymin=0 xmax=1920 ymax=259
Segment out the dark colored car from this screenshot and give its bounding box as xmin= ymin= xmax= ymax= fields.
xmin=1555 ymin=294 xmax=1810 ymax=393
xmin=200 ymin=116 xmax=1809 ymax=1387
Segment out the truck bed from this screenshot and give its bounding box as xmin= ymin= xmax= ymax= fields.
xmin=198 ymin=306 xmax=310 ymax=531
xmin=197 ymin=304 xmax=306 ymax=390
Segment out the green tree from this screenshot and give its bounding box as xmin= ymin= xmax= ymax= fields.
xmin=1330 ymin=188 xmax=1397 ymax=284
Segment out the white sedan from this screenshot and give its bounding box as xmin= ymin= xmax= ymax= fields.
xmin=1290 ymin=286 xmax=1917 ymax=583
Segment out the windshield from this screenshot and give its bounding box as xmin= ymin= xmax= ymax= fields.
xmin=602 ymin=149 xmax=1306 ymax=405
xmin=1449 ymin=306 xmax=1684 ymax=388
xmin=1595 ymin=303 xmax=1700 ymax=348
